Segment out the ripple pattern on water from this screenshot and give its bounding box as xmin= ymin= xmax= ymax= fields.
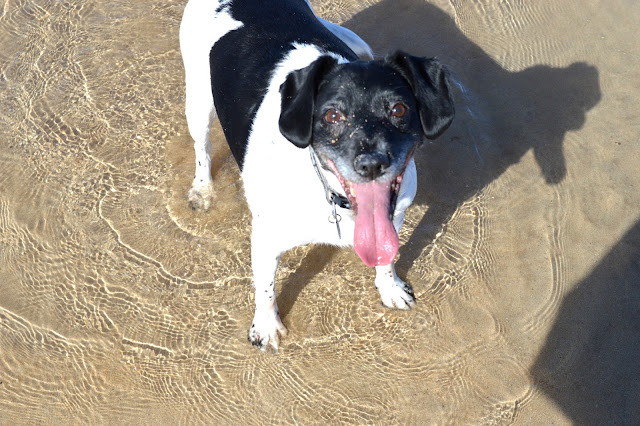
xmin=0 ymin=0 xmax=636 ymax=424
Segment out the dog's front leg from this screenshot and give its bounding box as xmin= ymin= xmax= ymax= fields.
xmin=374 ymin=207 xmax=416 ymax=310
xmin=247 ymin=225 xmax=287 ymax=351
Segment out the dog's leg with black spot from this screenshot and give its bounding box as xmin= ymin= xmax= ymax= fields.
xmin=247 ymin=225 xmax=287 ymax=351
xmin=374 ymin=208 xmax=416 ymax=309
xmin=183 ymin=73 xmax=216 ymax=211
xmin=375 ymin=263 xmax=416 ymax=310
xmin=180 ymin=2 xmax=217 ymax=211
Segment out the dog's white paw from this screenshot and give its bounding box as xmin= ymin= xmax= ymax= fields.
xmin=376 ymin=276 xmax=416 ymax=310
xmin=248 ymin=310 xmax=288 ymax=352
xmin=187 ymin=182 xmax=215 ymax=212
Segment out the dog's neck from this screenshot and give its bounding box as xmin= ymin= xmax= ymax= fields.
xmin=309 ymin=147 xmax=351 ymax=210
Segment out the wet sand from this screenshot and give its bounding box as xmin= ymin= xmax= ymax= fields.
xmin=0 ymin=0 xmax=638 ymax=423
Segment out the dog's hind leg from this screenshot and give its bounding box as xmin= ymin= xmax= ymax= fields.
xmin=179 ymin=0 xmax=223 ymax=211
xmin=183 ymin=84 xmax=216 ymax=212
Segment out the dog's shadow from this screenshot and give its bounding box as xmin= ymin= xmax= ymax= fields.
xmin=343 ymin=0 xmax=600 ymax=274
xmin=280 ymin=0 xmax=600 ymax=314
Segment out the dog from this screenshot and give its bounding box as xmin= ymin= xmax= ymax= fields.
xmin=179 ymin=0 xmax=454 ymax=351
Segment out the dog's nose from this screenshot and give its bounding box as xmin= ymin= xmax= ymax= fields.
xmin=353 ymin=153 xmax=390 ymax=179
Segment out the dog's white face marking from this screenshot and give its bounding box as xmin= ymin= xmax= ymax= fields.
xmin=242 ymin=43 xmax=350 ymax=212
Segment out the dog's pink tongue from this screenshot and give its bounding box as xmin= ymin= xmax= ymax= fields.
xmin=353 ymin=181 xmax=399 ymax=267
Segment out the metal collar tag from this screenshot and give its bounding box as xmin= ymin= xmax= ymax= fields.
xmin=309 ymin=148 xmax=350 ymax=239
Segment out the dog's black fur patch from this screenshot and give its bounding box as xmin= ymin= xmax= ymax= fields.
xmin=279 ymin=53 xmax=454 ymax=184
xmin=209 ymin=0 xmax=357 ymax=168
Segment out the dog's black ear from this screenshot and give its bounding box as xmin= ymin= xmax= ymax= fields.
xmin=279 ymin=56 xmax=337 ymax=148
xmin=386 ymin=51 xmax=454 ymax=139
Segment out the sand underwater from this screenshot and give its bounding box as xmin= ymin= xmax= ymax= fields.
xmin=1 ymin=0 xmax=639 ymax=423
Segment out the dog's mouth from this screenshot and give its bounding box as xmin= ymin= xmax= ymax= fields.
xmin=326 ymin=158 xmax=410 ymax=267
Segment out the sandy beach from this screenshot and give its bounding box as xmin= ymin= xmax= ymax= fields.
xmin=1 ymin=0 xmax=638 ymax=423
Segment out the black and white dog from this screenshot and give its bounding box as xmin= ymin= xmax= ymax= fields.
xmin=180 ymin=0 xmax=454 ymax=351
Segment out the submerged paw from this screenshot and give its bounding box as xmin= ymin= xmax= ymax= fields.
xmin=248 ymin=317 xmax=288 ymax=352
xmin=187 ymin=183 xmax=215 ymax=212
xmin=378 ymin=279 xmax=416 ymax=310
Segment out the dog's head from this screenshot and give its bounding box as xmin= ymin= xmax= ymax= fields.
xmin=279 ymin=51 xmax=454 ymax=266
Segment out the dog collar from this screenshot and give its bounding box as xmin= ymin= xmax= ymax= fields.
xmin=309 ymin=148 xmax=351 ymax=210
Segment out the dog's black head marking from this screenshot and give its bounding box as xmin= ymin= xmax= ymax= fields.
xmin=279 ymin=50 xmax=454 ymax=185
xmin=279 ymin=50 xmax=454 ymax=149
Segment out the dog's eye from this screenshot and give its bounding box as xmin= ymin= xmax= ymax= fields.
xmin=324 ymin=108 xmax=342 ymax=124
xmin=390 ymin=103 xmax=407 ymax=118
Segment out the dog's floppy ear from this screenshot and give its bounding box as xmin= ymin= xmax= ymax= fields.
xmin=279 ymin=56 xmax=337 ymax=148
xmin=386 ymin=51 xmax=455 ymax=139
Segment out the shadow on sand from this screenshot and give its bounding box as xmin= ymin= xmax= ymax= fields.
xmin=531 ymin=220 xmax=640 ymax=424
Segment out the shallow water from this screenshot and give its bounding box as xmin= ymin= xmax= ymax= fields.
xmin=0 ymin=0 xmax=638 ymax=423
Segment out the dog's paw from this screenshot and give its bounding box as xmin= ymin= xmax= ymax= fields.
xmin=376 ymin=276 xmax=416 ymax=310
xmin=248 ymin=311 xmax=288 ymax=352
xmin=187 ymin=182 xmax=215 ymax=212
